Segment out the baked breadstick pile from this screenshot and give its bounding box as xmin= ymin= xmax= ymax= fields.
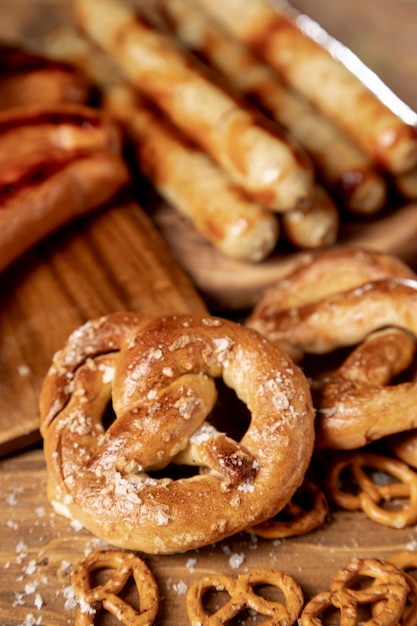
xmin=0 ymin=43 xmax=131 ymax=273
xmin=43 ymin=0 xmax=416 ymax=263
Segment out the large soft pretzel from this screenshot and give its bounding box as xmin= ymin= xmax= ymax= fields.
xmin=40 ymin=313 xmax=315 ymax=554
xmin=247 ymin=248 xmax=417 ymax=449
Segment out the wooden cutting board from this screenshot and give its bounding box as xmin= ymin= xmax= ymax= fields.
xmin=152 ymin=200 xmax=417 ymax=310
xmin=2 ymin=445 xmax=417 ymax=626
xmin=0 ymin=194 xmax=207 ymax=456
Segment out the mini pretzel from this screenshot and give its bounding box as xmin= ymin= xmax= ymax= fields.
xmin=325 ymin=451 xmax=417 ymax=528
xmin=249 ymin=480 xmax=328 ymax=539
xmin=71 ymin=550 xmax=158 ymax=626
xmin=246 ymin=248 xmax=417 ymax=448
xmin=300 ymin=558 xmax=409 ymax=626
xmin=386 ymin=552 xmax=417 ymax=626
xmin=40 ymin=312 xmax=315 ymax=554
xmin=186 ymin=570 xmax=304 ymax=626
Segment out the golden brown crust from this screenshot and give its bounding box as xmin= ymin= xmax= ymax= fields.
xmin=71 ymin=550 xmax=159 ymax=625
xmin=249 ymin=480 xmax=328 ymax=539
xmin=325 ymin=451 xmax=417 ymax=529
xmin=192 ymin=0 xmax=417 ymax=175
xmin=40 ymin=312 xmax=315 ymax=554
xmin=186 ymin=570 xmax=304 ymax=626
xmin=73 ymin=0 xmax=314 ymax=213
xmin=0 ymin=103 xmax=130 ymax=272
xmin=246 ymin=248 xmax=417 ymax=449
xmin=300 ymin=558 xmax=409 ymax=626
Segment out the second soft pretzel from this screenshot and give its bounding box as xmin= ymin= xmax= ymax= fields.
xmin=40 ymin=313 xmax=315 ymax=554
xmin=247 ymin=248 xmax=417 ymax=449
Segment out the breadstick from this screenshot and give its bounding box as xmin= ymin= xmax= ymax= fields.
xmin=46 ymin=28 xmax=280 ymax=262
xmin=148 ymin=0 xmax=387 ymax=215
xmin=73 ymin=0 xmax=314 ymax=213
xmin=192 ymin=0 xmax=417 ymax=176
xmin=0 ymin=148 xmax=129 ymax=273
xmin=0 ymin=102 xmax=122 ymax=168
xmin=281 ymin=185 xmax=339 ymax=249
xmin=395 ymin=167 xmax=417 ymax=200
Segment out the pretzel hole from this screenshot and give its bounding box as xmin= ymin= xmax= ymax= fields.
xmin=200 ymin=587 xmax=233 ymax=618
xmin=86 ymin=567 xmax=141 ymax=623
xmin=314 ymin=603 xmax=373 ymax=626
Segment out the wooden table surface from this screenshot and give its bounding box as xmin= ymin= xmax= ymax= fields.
xmin=1 ymin=1 xmax=417 ymax=625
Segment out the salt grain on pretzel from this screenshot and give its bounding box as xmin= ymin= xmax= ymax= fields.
xmin=325 ymin=451 xmax=417 ymax=529
xmin=40 ymin=312 xmax=315 ymax=554
xmin=151 ymin=0 xmax=387 ymax=215
xmin=71 ymin=550 xmax=159 ymax=626
xmin=73 ymin=0 xmax=314 ymax=214
xmin=300 ymin=558 xmax=409 ymax=626
xmin=186 ymin=569 xmax=304 ymax=626
xmin=247 ymin=249 xmax=417 ymax=448
xmin=193 ymin=0 xmax=417 ymax=176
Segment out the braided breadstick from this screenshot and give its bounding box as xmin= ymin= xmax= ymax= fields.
xmin=192 ymin=0 xmax=417 ymax=175
xmin=73 ymin=0 xmax=314 ymax=213
xmin=150 ymin=0 xmax=387 ymax=215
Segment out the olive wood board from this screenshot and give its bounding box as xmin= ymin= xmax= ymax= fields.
xmin=0 ymin=194 xmax=207 ymax=457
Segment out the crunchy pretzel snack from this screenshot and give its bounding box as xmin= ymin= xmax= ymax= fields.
xmin=325 ymin=451 xmax=417 ymax=529
xmin=71 ymin=550 xmax=158 ymax=626
xmin=300 ymin=558 xmax=409 ymax=626
xmin=186 ymin=570 xmax=304 ymax=626
xmin=249 ymin=480 xmax=328 ymax=539
xmin=316 ymin=327 xmax=417 ymax=449
xmin=40 ymin=312 xmax=315 ymax=554
xmin=73 ymin=0 xmax=315 ymax=214
xmin=386 ymin=552 xmax=417 ymax=626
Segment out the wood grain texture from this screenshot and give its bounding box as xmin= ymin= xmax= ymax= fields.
xmin=0 ymin=195 xmax=207 ymax=456
xmin=1 ymin=2 xmax=417 ymax=625
xmin=1 ymin=446 xmax=417 ymax=625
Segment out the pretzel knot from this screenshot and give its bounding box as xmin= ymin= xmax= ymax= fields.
xmin=246 ymin=248 xmax=417 ymax=449
xmin=325 ymin=452 xmax=417 ymax=528
xmin=300 ymin=558 xmax=409 ymax=626
xmin=71 ymin=550 xmax=158 ymax=626
xmin=186 ymin=570 xmax=304 ymax=626
xmin=249 ymin=480 xmax=328 ymax=539
xmin=39 ymin=312 xmax=315 ymax=554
